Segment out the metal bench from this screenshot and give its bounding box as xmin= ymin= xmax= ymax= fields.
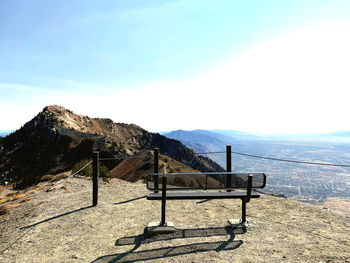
xmin=146 ymin=172 xmax=266 ymax=226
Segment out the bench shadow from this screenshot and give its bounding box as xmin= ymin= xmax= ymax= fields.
xmin=114 ymin=195 xmax=146 ymax=205
xmin=92 ymin=225 xmax=245 ymax=263
xmin=20 ymin=205 xmax=93 ymax=229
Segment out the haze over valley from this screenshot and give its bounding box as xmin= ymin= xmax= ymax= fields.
xmin=164 ymin=129 xmax=350 ymax=207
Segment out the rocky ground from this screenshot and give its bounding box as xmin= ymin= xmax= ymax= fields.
xmin=0 ymin=175 xmax=349 ymax=263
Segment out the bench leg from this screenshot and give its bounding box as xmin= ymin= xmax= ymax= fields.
xmin=161 ymin=176 xmax=167 ymax=226
xmin=241 ymin=198 xmax=246 ymax=223
xmin=161 ymin=194 xmax=166 ymax=226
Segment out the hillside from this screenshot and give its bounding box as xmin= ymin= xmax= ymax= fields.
xmin=0 ymin=131 xmax=12 ymax=138
xmin=110 ymin=150 xmax=200 ymax=182
xmin=0 ymin=105 xmax=223 ymax=186
xmin=0 ymin=175 xmax=349 ymax=262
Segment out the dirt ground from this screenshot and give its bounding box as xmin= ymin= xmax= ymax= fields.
xmin=0 ymin=176 xmax=349 ymax=263
xmin=323 ymin=197 xmax=350 ymax=215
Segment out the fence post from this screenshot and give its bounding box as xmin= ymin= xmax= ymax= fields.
xmin=226 ymin=145 xmax=232 ymax=192
xmin=93 ymin=151 xmax=99 ymax=206
xmin=154 ymin=148 xmax=159 ymax=193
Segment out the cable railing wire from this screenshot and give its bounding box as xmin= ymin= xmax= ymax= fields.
xmin=196 ymin=151 xmax=226 ymax=155
xmin=195 ymin=151 xmax=350 ymax=168
xmin=99 ymin=155 xmax=151 ymax=161
xmin=71 ymin=160 xmax=93 ymax=176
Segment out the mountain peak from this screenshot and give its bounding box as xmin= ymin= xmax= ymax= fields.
xmin=43 ymin=105 xmax=70 ymax=114
xmin=36 ymin=105 xmax=91 ymax=132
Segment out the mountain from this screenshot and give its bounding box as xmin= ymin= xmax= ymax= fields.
xmin=211 ymin=129 xmax=263 ymax=140
xmin=164 ymin=129 xmax=235 ymax=153
xmin=0 ymin=105 xmax=223 ymax=186
xmin=164 ymin=129 xmax=251 ymax=166
xmin=0 ymin=131 xmax=13 ymax=138
xmin=328 ymin=131 xmax=350 ymax=138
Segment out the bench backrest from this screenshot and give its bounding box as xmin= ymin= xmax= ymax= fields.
xmin=147 ymin=172 xmax=266 ymax=191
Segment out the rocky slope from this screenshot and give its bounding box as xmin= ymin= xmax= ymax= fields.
xmin=0 ymin=105 xmax=223 ymax=186
xmin=0 ymin=175 xmax=349 ymax=263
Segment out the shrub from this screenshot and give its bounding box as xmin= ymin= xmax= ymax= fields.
xmin=11 ymin=193 xmax=26 ymax=201
xmin=0 ymin=198 xmax=9 ymax=205
xmin=0 ymin=206 xmax=10 ymax=215
xmin=72 ymin=159 xmax=112 ymax=181
xmin=52 ymin=173 xmax=69 ymax=182
xmin=40 ymin=175 xmax=55 ymax=182
xmin=72 ymin=160 xmax=92 ymax=177
xmin=27 ymin=190 xmax=37 ymax=195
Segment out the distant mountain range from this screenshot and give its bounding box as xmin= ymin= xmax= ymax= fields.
xmin=164 ymin=129 xmax=235 ymax=153
xmin=163 ymin=129 xmax=350 ymax=143
xmin=0 ymin=130 xmax=13 ymax=137
xmin=163 ymin=130 xmax=250 ymax=166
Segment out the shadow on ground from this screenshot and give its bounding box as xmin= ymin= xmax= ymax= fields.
xmin=21 ymin=205 xmax=93 ymax=229
xmin=92 ymin=225 xmax=245 ymax=263
xmin=114 ymin=196 xmax=146 ymax=206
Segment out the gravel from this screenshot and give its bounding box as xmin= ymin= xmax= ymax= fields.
xmin=1 ymin=176 xmax=349 ymax=263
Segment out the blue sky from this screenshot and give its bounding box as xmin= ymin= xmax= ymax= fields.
xmin=1 ymin=0 xmax=350 ymax=133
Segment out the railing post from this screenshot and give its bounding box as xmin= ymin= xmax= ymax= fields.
xmin=226 ymin=145 xmax=232 ymax=192
xmin=154 ymin=148 xmax=159 ymax=193
xmin=93 ymin=151 xmax=99 ymax=206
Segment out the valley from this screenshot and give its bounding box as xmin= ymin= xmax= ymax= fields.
xmin=165 ymin=130 xmax=350 ymax=206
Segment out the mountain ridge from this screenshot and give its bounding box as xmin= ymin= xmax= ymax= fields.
xmin=0 ymin=105 xmax=223 ymax=186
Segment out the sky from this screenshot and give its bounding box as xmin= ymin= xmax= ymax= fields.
xmin=1 ymin=0 xmax=350 ymax=134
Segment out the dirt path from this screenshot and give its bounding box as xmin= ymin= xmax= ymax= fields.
xmin=1 ymin=177 xmax=349 ymax=262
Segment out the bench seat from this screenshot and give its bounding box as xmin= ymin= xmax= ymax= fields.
xmin=147 ymin=191 xmax=260 ymax=200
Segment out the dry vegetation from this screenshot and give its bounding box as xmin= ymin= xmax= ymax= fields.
xmin=0 ymin=172 xmax=70 ymax=215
